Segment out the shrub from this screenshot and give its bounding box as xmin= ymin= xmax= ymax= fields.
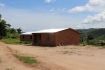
xmin=97 ymin=40 xmax=105 ymax=46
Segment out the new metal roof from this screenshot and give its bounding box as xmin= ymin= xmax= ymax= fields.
xmin=21 ymin=28 xmax=68 ymax=35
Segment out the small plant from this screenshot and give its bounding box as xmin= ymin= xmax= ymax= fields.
xmin=14 ymin=54 xmax=37 ymax=64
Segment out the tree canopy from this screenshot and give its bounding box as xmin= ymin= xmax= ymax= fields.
xmin=0 ymin=14 xmax=9 ymax=38
xmin=0 ymin=14 xmax=22 ymax=39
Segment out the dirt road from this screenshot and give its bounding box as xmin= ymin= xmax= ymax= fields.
xmin=0 ymin=42 xmax=39 ymax=70
xmin=0 ymin=42 xmax=105 ymax=70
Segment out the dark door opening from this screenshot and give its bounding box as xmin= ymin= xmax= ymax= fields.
xmin=33 ymin=34 xmax=41 ymax=45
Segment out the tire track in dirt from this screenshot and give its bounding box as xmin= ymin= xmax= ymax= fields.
xmin=6 ymin=45 xmax=66 ymax=70
xmin=0 ymin=42 xmax=66 ymax=70
xmin=0 ymin=42 xmax=39 ymax=70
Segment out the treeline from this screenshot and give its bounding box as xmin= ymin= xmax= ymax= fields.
xmin=0 ymin=14 xmax=22 ymax=39
xmin=78 ymin=28 xmax=105 ymax=46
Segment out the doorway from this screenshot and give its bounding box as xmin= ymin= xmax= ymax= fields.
xmin=33 ymin=34 xmax=41 ymax=45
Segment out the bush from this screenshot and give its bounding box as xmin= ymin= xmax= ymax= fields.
xmin=87 ymin=40 xmax=105 ymax=46
xmin=87 ymin=40 xmax=97 ymax=45
xmin=97 ymin=40 xmax=105 ymax=46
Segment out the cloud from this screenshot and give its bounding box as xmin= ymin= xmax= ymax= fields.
xmin=83 ymin=11 xmax=105 ymax=24
xmin=83 ymin=11 xmax=105 ymax=28
xmin=44 ymin=0 xmax=56 ymax=3
xmin=68 ymin=0 xmax=105 ymax=13
xmin=67 ymin=0 xmax=105 ymax=28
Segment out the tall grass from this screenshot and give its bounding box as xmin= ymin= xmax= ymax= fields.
xmin=1 ymin=38 xmax=21 ymax=44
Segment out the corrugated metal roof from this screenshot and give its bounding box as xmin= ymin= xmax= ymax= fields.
xmin=21 ymin=28 xmax=68 ymax=35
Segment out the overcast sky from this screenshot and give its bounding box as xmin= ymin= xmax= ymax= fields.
xmin=0 ymin=0 xmax=105 ymax=31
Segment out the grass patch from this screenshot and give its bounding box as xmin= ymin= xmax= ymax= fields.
xmin=14 ymin=54 xmax=37 ymax=64
xmin=1 ymin=38 xmax=32 ymax=45
xmin=1 ymin=38 xmax=21 ymax=44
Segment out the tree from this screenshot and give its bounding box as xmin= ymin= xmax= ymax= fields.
xmin=0 ymin=14 xmax=23 ymax=39
xmin=0 ymin=19 xmax=7 ymax=38
xmin=0 ymin=14 xmax=11 ymax=39
xmin=17 ymin=28 xmax=22 ymax=34
xmin=9 ymin=28 xmax=17 ymax=34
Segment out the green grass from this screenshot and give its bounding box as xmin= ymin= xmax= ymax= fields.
xmin=1 ymin=38 xmax=32 ymax=45
xmin=1 ymin=38 xmax=21 ymax=44
xmin=14 ymin=54 xmax=37 ymax=64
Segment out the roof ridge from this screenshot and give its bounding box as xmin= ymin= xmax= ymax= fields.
xmin=21 ymin=28 xmax=69 ymax=35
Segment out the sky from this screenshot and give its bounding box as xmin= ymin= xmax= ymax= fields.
xmin=0 ymin=0 xmax=105 ymax=31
